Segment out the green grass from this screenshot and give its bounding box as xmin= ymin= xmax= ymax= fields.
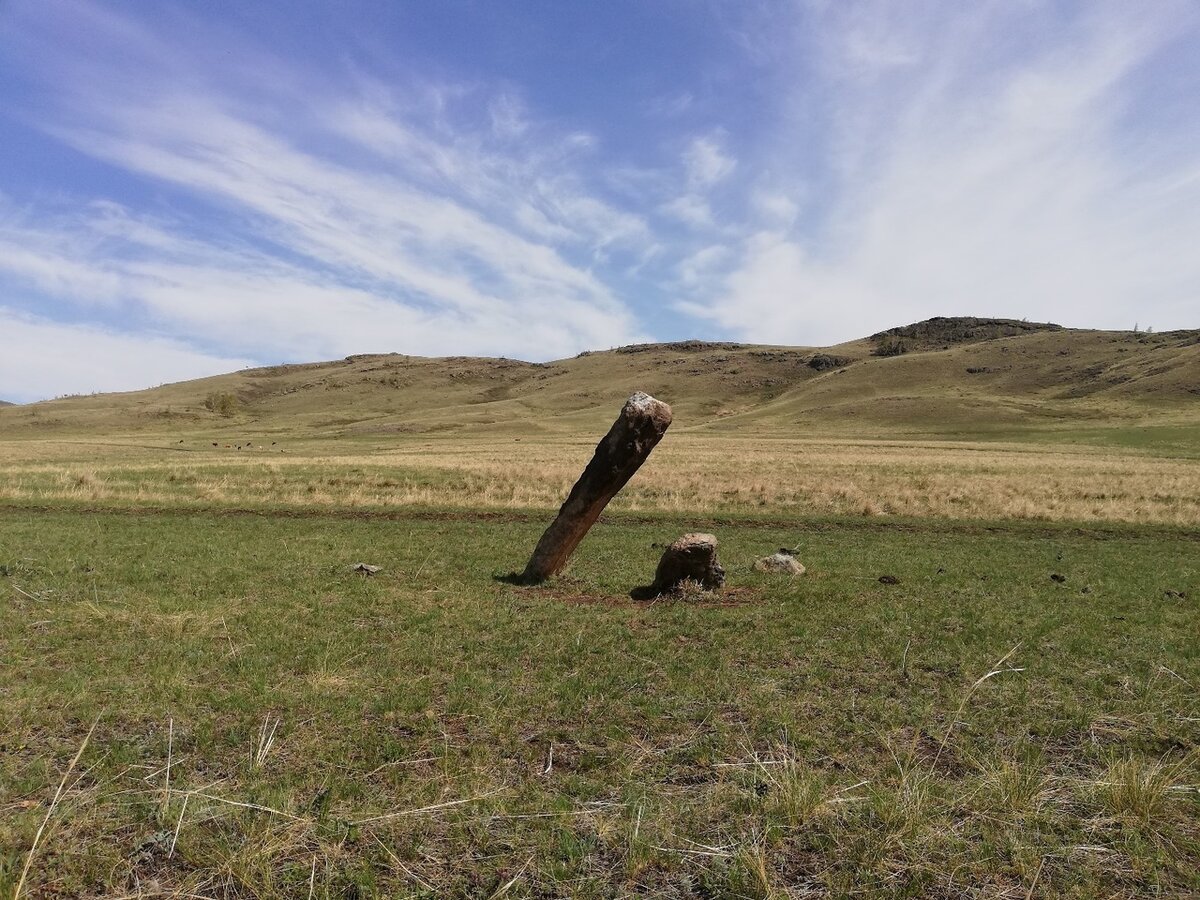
xmin=2 ymin=507 xmax=1197 ymax=897
xmin=1037 ymin=423 xmax=1200 ymax=458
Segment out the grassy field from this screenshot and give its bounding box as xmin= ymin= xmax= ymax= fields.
xmin=2 ymin=322 xmax=1199 ymax=897
xmin=1 ymin=442 xmax=1198 ymax=897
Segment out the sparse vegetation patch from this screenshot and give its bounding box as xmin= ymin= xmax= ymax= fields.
xmin=202 ymin=391 xmax=241 ymax=417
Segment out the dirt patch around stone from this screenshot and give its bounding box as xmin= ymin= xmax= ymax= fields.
xmin=513 ymin=584 xmax=762 ymax=608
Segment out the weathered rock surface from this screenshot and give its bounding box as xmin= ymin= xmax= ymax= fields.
xmin=807 ymin=353 xmax=850 ymax=371
xmin=641 ymin=532 xmax=725 ymax=597
xmin=754 ymin=549 xmax=805 ymax=575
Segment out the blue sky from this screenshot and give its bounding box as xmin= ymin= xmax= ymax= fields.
xmin=1 ymin=0 xmax=1198 ymax=402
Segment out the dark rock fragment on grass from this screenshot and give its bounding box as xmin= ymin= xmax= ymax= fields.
xmin=878 ymin=574 xmax=901 ymax=585
xmin=634 ymin=532 xmax=725 ymax=599
xmin=349 ymin=563 xmax=381 ymax=575
xmin=1050 ymin=573 xmax=1066 ymax=583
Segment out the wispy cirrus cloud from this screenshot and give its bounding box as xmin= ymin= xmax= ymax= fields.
xmin=54 ymin=95 xmax=637 ymax=327
xmin=0 ymin=190 xmax=638 ymax=375
xmin=683 ymin=135 xmax=737 ymax=189
xmin=660 ymin=133 xmax=739 ymax=232
xmin=691 ymin=2 xmax=1200 ymax=343
xmin=0 ymin=0 xmax=659 ymax=399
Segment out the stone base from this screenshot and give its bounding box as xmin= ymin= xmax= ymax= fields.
xmin=634 ymin=532 xmax=725 ymax=598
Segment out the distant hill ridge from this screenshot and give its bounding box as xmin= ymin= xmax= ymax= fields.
xmin=872 ymin=316 xmax=1064 ymax=348
xmin=3 ymin=317 xmax=1197 ymax=439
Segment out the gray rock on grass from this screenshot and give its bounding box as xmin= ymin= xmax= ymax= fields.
xmin=754 ymin=549 xmax=806 ymax=575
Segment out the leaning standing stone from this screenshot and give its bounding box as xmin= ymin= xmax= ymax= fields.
xmin=521 ymin=392 xmax=672 ymax=584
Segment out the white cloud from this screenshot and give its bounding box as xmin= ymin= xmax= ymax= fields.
xmin=661 ymin=194 xmax=715 ymax=230
xmin=643 ymin=91 xmax=695 ymax=118
xmin=750 ymin=188 xmax=801 ymax=227
xmin=329 ymin=93 xmax=625 ymax=254
xmin=488 ymin=93 xmax=529 ymax=139
xmin=0 ymin=310 xmax=253 ymax=403
xmin=660 ymin=134 xmax=738 ymax=234
xmin=680 ymin=232 xmax=818 ymax=336
xmin=57 ymin=99 xmax=618 ymax=314
xmin=683 ymin=135 xmax=737 ymax=188
xmin=0 ymin=199 xmax=642 ymax=370
xmin=677 ymin=244 xmax=732 ymax=288
xmin=0 ymin=237 xmax=123 ymax=304
xmin=833 ymin=3 xmax=924 ymax=79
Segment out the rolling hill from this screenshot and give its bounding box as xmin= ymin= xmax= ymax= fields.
xmin=3 ymin=318 xmax=1198 ymax=443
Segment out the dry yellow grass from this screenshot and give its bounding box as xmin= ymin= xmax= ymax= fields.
xmin=1 ymin=434 xmax=1197 ymax=524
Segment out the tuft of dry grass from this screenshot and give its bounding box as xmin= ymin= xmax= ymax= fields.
xmin=14 ymin=719 xmax=98 ymax=900
xmin=974 ymin=754 xmax=1054 ymax=821
xmin=1096 ymin=753 xmax=1197 ymax=827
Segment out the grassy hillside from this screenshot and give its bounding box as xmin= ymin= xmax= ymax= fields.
xmin=3 ymin=318 xmax=1197 ymax=444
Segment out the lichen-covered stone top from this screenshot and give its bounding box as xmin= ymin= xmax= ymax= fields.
xmin=625 ymin=391 xmax=658 ymax=411
xmin=670 ymin=532 xmax=718 ymax=550
xmin=622 ymin=391 xmax=672 ymax=425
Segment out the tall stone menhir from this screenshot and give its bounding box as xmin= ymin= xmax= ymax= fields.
xmin=521 ymin=392 xmax=672 ymax=583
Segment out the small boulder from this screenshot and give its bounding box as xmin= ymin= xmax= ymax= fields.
xmin=640 ymin=533 xmax=725 ymax=597
xmin=349 ymin=563 xmax=381 ymax=575
xmin=754 ymin=548 xmax=805 ymax=575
